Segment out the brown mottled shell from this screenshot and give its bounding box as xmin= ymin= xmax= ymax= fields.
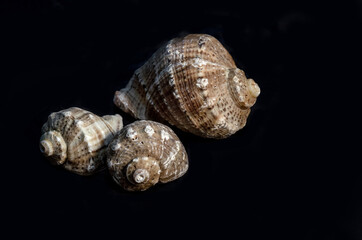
xmin=107 ymin=120 xmax=188 ymax=191
xmin=114 ymin=34 xmax=260 ymax=139
xmin=40 ymin=107 xmax=123 ymax=175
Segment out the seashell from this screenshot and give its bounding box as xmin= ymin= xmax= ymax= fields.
xmin=107 ymin=120 xmax=188 ymax=191
xmin=40 ymin=107 xmax=123 ymax=175
xmin=114 ymin=33 xmax=260 ymax=139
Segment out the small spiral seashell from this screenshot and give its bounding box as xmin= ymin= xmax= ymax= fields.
xmin=107 ymin=120 xmax=188 ymax=191
xmin=40 ymin=107 xmax=123 ymax=175
xmin=114 ymin=34 xmax=260 ymax=139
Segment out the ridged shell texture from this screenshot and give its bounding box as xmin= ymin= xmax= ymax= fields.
xmin=40 ymin=107 xmax=123 ymax=175
xmin=107 ymin=120 xmax=188 ymax=191
xmin=114 ymin=34 xmax=260 ymax=138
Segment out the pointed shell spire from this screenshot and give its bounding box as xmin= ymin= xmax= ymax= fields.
xmin=40 ymin=130 xmax=67 ymax=165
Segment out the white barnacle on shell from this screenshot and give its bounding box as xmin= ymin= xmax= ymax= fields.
xmin=144 ymin=125 xmax=155 ymax=137
xmin=207 ymin=97 xmax=216 ymax=107
xmin=126 ymin=127 xmax=137 ymax=140
xmin=233 ymin=75 xmax=239 ymax=82
xmin=161 ymin=129 xmax=170 ymax=141
xmin=196 ymin=78 xmax=209 ymax=89
xmin=192 ymin=57 xmax=207 ymax=68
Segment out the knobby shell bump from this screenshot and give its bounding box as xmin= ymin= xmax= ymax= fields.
xmin=40 ymin=107 xmax=123 ymax=175
xmin=107 ymin=120 xmax=189 ymax=191
xmin=114 ymin=33 xmax=260 ymax=139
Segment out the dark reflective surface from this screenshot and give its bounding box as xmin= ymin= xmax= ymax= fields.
xmin=2 ymin=0 xmax=361 ymax=238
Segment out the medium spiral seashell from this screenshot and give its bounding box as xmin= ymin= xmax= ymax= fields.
xmin=114 ymin=34 xmax=260 ymax=139
xmin=107 ymin=120 xmax=188 ymax=191
xmin=40 ymin=107 xmax=123 ymax=175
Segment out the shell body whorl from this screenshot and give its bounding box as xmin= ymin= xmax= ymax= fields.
xmin=40 ymin=107 xmax=123 ymax=175
xmin=114 ymin=34 xmax=260 ymax=139
xmin=107 ymin=120 xmax=188 ymax=191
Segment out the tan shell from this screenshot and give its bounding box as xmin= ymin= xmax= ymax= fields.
xmin=114 ymin=34 xmax=260 ymax=139
xmin=40 ymin=107 xmax=123 ymax=175
xmin=107 ymin=120 xmax=188 ymax=191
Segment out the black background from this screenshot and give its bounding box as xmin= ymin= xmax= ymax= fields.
xmin=2 ymin=0 xmax=362 ymax=239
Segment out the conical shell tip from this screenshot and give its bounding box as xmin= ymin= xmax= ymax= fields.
xmin=133 ymin=169 xmax=150 ymax=184
xmin=40 ymin=140 xmax=53 ymax=156
xmin=248 ymin=79 xmax=261 ymax=98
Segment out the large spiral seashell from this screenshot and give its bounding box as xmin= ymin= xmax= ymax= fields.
xmin=40 ymin=107 xmax=123 ymax=175
xmin=107 ymin=120 xmax=188 ymax=191
xmin=114 ymin=34 xmax=260 ymax=139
